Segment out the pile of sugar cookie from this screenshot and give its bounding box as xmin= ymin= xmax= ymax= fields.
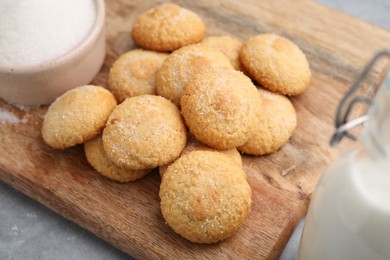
xmin=41 ymin=3 xmax=310 ymax=244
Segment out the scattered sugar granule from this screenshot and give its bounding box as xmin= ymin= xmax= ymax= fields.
xmin=0 ymin=108 xmax=27 ymax=124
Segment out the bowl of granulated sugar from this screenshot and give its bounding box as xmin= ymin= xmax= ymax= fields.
xmin=0 ymin=0 xmax=105 ymax=106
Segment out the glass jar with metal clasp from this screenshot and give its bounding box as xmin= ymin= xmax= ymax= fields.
xmin=297 ymin=51 xmax=390 ymax=260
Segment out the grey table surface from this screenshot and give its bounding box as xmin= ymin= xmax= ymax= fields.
xmin=1 ymin=1 xmax=390 ymax=259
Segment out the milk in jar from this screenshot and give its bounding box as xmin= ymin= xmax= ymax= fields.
xmin=297 ymin=61 xmax=390 ymax=260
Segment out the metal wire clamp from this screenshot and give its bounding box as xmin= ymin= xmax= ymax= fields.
xmin=330 ymin=50 xmax=390 ymax=146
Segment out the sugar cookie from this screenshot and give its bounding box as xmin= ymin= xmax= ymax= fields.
xmin=181 ymin=68 xmax=261 ymax=149
xmin=183 ymin=135 xmax=243 ymax=168
xmin=108 ymin=49 xmax=168 ymax=103
xmin=102 ymin=95 xmax=187 ymax=170
xmin=156 ymin=43 xmax=233 ymax=106
xmin=42 ymin=85 xmax=117 ymax=149
xmin=238 ymin=88 xmax=297 ymax=155
xmin=159 ymin=134 xmax=242 ymax=177
xmin=131 ymin=4 xmax=205 ymax=52
xmin=160 ymin=151 xmax=251 ymax=244
xmin=240 ymin=33 xmax=311 ymax=96
xmin=201 ymin=35 xmax=245 ymax=72
xmin=84 ymin=135 xmax=150 ymax=182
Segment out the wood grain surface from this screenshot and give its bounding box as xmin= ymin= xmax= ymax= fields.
xmin=1 ymin=0 xmax=390 ymax=259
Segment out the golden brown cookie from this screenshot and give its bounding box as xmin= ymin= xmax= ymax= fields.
xmin=240 ymin=33 xmax=311 ymax=96
xmin=201 ymin=35 xmax=245 ymax=72
xmin=238 ymin=88 xmax=297 ymax=155
xmin=160 ymin=151 xmax=251 ymax=244
xmin=102 ymin=95 xmax=187 ymax=170
xmin=183 ymin=135 xmax=243 ymax=168
xmin=42 ymin=85 xmax=117 ymax=149
xmin=84 ymin=135 xmax=151 ymax=182
xmin=131 ymin=4 xmax=205 ymax=52
xmin=159 ymin=134 xmax=242 ymax=178
xmin=156 ymin=43 xmax=233 ymax=106
xmin=108 ymin=49 xmax=168 ymax=103
xmin=181 ymin=68 xmax=261 ymax=149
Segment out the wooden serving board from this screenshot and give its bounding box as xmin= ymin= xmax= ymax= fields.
xmin=1 ymin=0 xmax=390 ymax=259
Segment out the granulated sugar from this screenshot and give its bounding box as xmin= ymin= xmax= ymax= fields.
xmin=0 ymin=108 xmax=27 ymax=124
xmin=0 ymin=0 xmax=96 ymax=66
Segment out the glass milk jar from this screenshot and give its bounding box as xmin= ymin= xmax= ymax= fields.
xmin=297 ymin=54 xmax=390 ymax=260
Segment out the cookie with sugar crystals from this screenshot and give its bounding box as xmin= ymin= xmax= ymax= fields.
xmin=156 ymin=43 xmax=233 ymax=106
xmin=102 ymin=95 xmax=187 ymax=170
xmin=160 ymin=150 xmax=251 ymax=244
xmin=201 ymin=35 xmax=246 ymax=72
xmin=42 ymin=85 xmax=117 ymax=149
xmin=108 ymin=49 xmax=168 ymax=103
xmin=159 ymin=134 xmax=243 ymax=178
xmin=181 ymin=67 xmax=261 ymax=149
xmin=240 ymin=33 xmax=311 ymax=96
xmin=238 ymin=88 xmax=297 ymax=155
xmin=131 ymin=3 xmax=205 ymax=52
xmin=85 ymin=135 xmax=151 ymax=182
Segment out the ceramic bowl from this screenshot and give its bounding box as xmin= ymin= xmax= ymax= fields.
xmin=0 ymin=0 xmax=106 ymax=106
